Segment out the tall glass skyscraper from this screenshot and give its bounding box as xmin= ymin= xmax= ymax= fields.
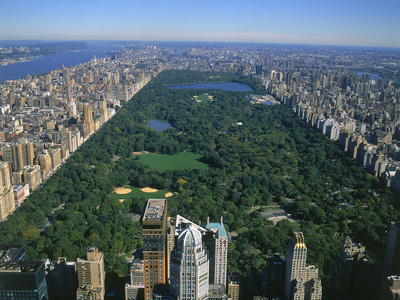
xmin=170 ymin=226 xmax=209 ymax=300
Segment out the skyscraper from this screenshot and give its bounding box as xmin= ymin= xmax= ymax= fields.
xmin=167 ymin=218 xmax=175 ymax=283
xmin=256 ymin=65 xmax=263 ymax=76
xmin=383 ymin=222 xmax=400 ymax=277
xmin=206 ymin=217 xmax=228 ymax=288
xmin=380 ymin=275 xmax=400 ymax=300
xmin=170 ymin=226 xmax=209 ymax=300
xmin=227 ymin=272 xmax=242 ymax=300
xmin=0 ymin=245 xmax=48 ymax=300
xmin=171 ymin=215 xmax=229 ymax=289
xmin=266 ymin=254 xmax=285 ymax=298
xmin=83 ymin=103 xmax=94 ymax=135
xmin=125 ymin=258 xmax=144 ymax=300
xmin=1 ymin=141 xmax=34 ymax=171
xmin=76 ymin=246 xmax=105 ymax=300
xmin=0 ymin=162 xmax=15 ymax=221
xmin=285 ymin=232 xmax=322 ymax=300
xmin=142 ymin=199 xmax=168 ymax=300
xmin=331 ymin=236 xmax=366 ymax=299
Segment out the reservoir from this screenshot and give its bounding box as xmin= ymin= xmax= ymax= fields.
xmin=146 ymin=120 xmax=172 ymax=132
xmin=166 ymin=82 xmax=253 ymax=92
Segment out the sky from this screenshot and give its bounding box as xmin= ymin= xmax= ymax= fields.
xmin=1 ymin=0 xmax=399 ymax=48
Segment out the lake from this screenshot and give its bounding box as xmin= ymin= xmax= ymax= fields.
xmin=0 ymin=50 xmax=111 ymax=83
xmin=253 ymin=100 xmax=272 ymax=105
xmin=146 ymin=120 xmax=172 ymax=132
xmin=166 ymin=82 xmax=253 ymax=92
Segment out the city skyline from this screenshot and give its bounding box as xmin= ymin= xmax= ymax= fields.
xmin=1 ymin=0 xmax=400 ymax=48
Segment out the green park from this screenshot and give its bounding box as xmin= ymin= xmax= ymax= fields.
xmin=138 ymin=152 xmax=209 ymax=171
xmin=0 ymin=70 xmax=398 ymax=295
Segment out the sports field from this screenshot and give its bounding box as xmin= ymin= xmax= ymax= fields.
xmin=109 ymin=186 xmax=173 ymax=201
xmin=139 ymin=152 xmax=209 ymax=171
xmin=192 ymin=93 xmax=213 ymax=103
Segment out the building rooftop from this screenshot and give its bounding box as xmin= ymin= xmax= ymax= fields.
xmin=130 ymin=259 xmax=144 ymax=271
xmin=13 ymin=184 xmax=25 ymax=192
xmin=0 ymin=260 xmax=43 ymax=273
xmin=293 ymin=231 xmax=306 ymax=249
xmin=178 ymin=226 xmax=203 ymax=247
xmin=0 ymin=245 xmax=25 ymax=268
xmin=175 ymin=214 xmax=208 ymax=235
xmin=143 ymin=199 xmax=166 ymax=222
xmin=206 ymin=222 xmax=228 ymax=239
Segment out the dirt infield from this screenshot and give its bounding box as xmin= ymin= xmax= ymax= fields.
xmin=140 ymin=187 xmax=158 ymax=193
xmin=115 ymin=187 xmax=132 ymax=194
xmin=165 ymin=192 xmax=173 ymax=197
xmin=133 ymin=151 xmax=149 ymax=155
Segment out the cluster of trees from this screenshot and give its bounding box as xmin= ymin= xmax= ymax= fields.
xmin=0 ymin=70 xmax=399 ymax=289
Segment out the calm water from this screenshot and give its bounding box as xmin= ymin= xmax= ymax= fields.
xmin=146 ymin=120 xmax=172 ymax=132
xmin=257 ymin=101 xmax=272 ymax=105
xmin=166 ymin=82 xmax=253 ymax=92
xmin=355 ymin=71 xmax=381 ymax=81
xmin=0 ymin=50 xmax=111 ymax=83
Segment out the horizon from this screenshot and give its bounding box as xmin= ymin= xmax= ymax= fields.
xmin=1 ymin=39 xmax=400 ymax=52
xmin=1 ymin=0 xmax=399 ymax=48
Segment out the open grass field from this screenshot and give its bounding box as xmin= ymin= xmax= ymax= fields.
xmin=109 ymin=185 xmax=173 ymax=201
xmin=139 ymin=152 xmax=209 ymax=171
xmin=192 ymin=93 xmax=213 ymax=103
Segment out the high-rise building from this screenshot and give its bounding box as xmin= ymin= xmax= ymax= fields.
xmin=83 ymin=103 xmax=94 ymax=135
xmin=22 ymin=165 xmax=42 ymax=191
xmin=47 ymin=257 xmax=77 ymax=300
xmin=380 ymin=275 xmax=400 ymax=300
xmin=0 ymin=245 xmax=48 ymax=300
xmin=206 ymin=217 xmax=228 ymax=288
xmin=171 ymin=215 xmax=228 ymax=289
xmin=125 ymin=259 xmax=144 ymax=300
xmin=76 ymin=246 xmax=105 ymax=300
xmin=170 ymin=226 xmax=209 ymax=300
xmin=38 ymin=151 xmax=52 ymax=179
xmin=285 ymin=232 xmax=322 ymax=300
xmin=2 ymin=142 xmax=34 ymax=171
xmin=142 ymin=199 xmax=168 ymax=300
xmin=0 ymin=162 xmax=15 ymax=221
xmin=331 ymin=236 xmax=366 ymax=299
xmin=165 ymin=215 xmax=231 ymax=300
xmin=99 ymin=98 xmax=108 ymax=121
xmin=227 ymin=272 xmax=242 ymax=300
xmin=63 ymin=65 xmax=73 ymax=104
xmin=0 ymin=161 xmax=11 ymax=191
xmin=256 ymin=65 xmax=263 ymax=76
xmin=266 ymin=254 xmax=285 ymax=298
xmin=383 ymin=222 xmax=400 ymax=276
xmin=167 ymin=218 xmax=175 ymax=283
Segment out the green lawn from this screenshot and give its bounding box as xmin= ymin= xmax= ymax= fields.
xmin=109 ymin=185 xmax=172 ymax=201
xmin=139 ymin=152 xmax=209 ymax=171
xmin=193 ymin=93 xmax=213 ymax=103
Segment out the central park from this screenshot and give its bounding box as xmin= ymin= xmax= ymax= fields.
xmin=1 ymin=70 xmax=399 ymax=297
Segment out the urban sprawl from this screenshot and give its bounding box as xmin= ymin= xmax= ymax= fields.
xmin=0 ymin=43 xmax=400 ymax=300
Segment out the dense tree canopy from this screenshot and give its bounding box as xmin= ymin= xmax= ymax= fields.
xmin=1 ymin=70 xmax=399 ymax=293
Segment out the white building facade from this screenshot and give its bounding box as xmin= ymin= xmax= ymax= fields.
xmin=170 ymin=226 xmax=209 ymax=300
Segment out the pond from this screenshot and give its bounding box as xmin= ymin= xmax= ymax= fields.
xmin=146 ymin=120 xmax=172 ymax=132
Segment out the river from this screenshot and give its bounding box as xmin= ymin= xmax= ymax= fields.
xmin=0 ymin=50 xmax=112 ymax=83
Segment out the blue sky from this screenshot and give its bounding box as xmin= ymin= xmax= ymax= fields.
xmin=1 ymin=0 xmax=399 ymax=47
